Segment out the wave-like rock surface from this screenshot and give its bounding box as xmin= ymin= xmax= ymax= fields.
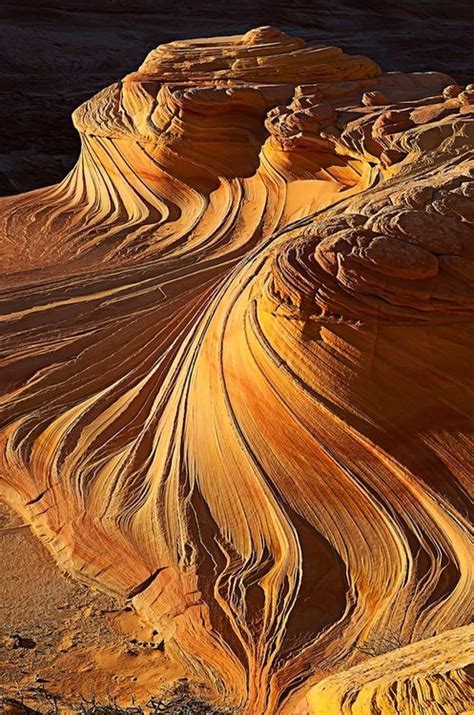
xmin=0 ymin=27 xmax=472 ymax=714
xmin=308 ymin=624 xmax=474 ymax=714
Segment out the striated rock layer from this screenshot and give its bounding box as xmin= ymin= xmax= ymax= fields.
xmin=0 ymin=27 xmax=473 ymax=714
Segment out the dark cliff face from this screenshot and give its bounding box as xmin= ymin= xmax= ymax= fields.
xmin=0 ymin=0 xmax=472 ymax=195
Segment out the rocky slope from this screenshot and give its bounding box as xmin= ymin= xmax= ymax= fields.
xmin=1 ymin=0 xmax=472 ymax=194
xmin=0 ymin=25 xmax=473 ymax=715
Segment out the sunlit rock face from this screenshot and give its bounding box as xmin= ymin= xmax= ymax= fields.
xmin=307 ymin=625 xmax=474 ymax=714
xmin=0 ymin=27 xmax=472 ymax=714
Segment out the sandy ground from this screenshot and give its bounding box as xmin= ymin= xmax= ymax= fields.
xmin=0 ymin=503 xmax=186 ymax=711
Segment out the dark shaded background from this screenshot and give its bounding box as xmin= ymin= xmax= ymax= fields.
xmin=1 ymin=0 xmax=473 ymax=195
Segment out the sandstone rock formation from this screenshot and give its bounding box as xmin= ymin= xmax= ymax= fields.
xmin=307 ymin=625 xmax=474 ymax=714
xmin=0 ymin=27 xmax=472 ymax=714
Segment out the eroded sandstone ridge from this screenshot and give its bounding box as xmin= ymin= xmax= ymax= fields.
xmin=0 ymin=27 xmax=473 ymax=714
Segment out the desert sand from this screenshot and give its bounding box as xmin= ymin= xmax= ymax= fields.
xmin=0 ymin=24 xmax=473 ymax=715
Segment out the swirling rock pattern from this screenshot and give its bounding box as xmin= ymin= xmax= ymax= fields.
xmin=0 ymin=28 xmax=472 ymax=714
xmin=307 ymin=625 xmax=474 ymax=714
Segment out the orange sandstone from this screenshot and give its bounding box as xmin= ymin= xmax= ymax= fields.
xmin=0 ymin=27 xmax=472 ymax=714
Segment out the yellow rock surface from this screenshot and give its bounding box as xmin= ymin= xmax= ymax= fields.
xmin=0 ymin=27 xmax=472 ymax=714
xmin=306 ymin=625 xmax=474 ymax=714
